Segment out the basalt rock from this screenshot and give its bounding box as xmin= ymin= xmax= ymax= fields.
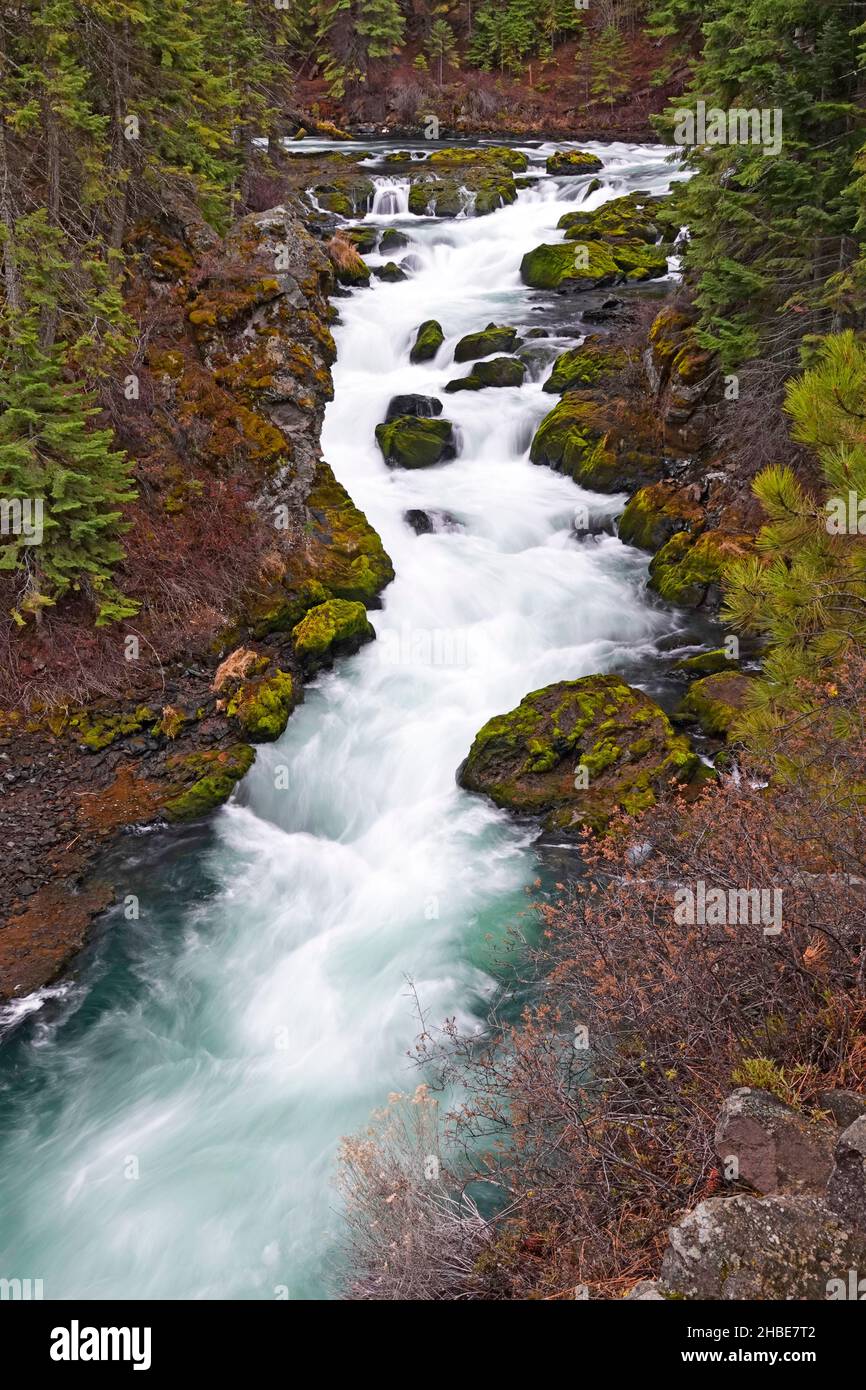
xmin=291 ymin=598 xmax=375 ymax=674
xmin=546 ymin=150 xmax=603 ymax=174
xmin=714 ymin=1088 xmax=835 ymax=1196
xmin=542 ymin=338 xmax=627 ymax=394
xmin=529 ymin=394 xmax=661 ymax=493
xmin=454 ymin=324 xmax=519 ymax=362
xmin=444 ymin=357 xmax=525 ymax=392
xmin=618 ymin=481 xmax=705 ymax=552
xmin=375 ymin=414 xmax=458 ymax=468
xmin=385 ymin=394 xmax=443 ymax=421
xmin=458 ymin=674 xmax=699 ymax=836
xmin=648 ymin=530 xmax=754 ymax=610
xmin=678 ymin=671 xmax=755 ymax=738
xmin=409 ymin=319 xmax=445 ymax=363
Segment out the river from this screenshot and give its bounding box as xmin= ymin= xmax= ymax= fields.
xmin=0 ymin=140 xmax=695 ymax=1299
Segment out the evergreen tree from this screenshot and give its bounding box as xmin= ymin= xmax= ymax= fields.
xmin=426 ymin=17 xmax=458 ymax=85
xmin=589 ymin=26 xmax=631 ymax=106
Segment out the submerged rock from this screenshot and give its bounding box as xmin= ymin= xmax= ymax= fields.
xmin=458 ymin=674 xmax=699 ymax=836
xmin=546 ymin=150 xmax=603 ymax=174
xmin=375 ymin=414 xmax=457 ymax=468
xmin=444 ymin=356 xmax=526 ymax=392
xmin=291 ymin=598 xmax=375 ymax=673
xmin=454 ymin=323 xmax=518 ymax=362
xmin=409 ymin=319 xmax=445 ymax=363
xmin=404 ymin=508 xmax=461 ymax=535
xmin=372 ymin=260 xmax=407 ymax=282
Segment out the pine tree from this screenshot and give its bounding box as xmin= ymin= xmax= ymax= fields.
xmin=589 ymin=26 xmax=630 ymax=106
xmin=723 ymin=330 xmax=866 ymax=741
xmin=426 ymin=18 xmax=458 ymax=86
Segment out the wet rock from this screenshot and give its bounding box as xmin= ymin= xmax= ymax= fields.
xmin=530 ymin=394 xmax=660 ymax=493
xmin=444 ymin=357 xmax=525 ymax=392
xmin=660 ymin=1193 xmax=866 ymax=1300
xmin=404 ymin=509 xmax=461 ymax=535
xmin=379 ymin=227 xmax=410 ymax=252
xmin=714 ymin=1088 xmax=835 ymax=1195
xmin=543 ymin=337 xmax=627 ymax=394
xmin=409 ymin=319 xmax=444 ymax=363
xmin=546 ymin=150 xmax=603 ymax=174
xmin=458 ymin=673 xmax=699 ymax=837
xmin=648 ymin=530 xmax=754 ymax=610
xmin=372 ymin=260 xmax=407 ymax=282
xmin=454 ymin=324 xmax=518 ymax=362
xmin=375 ymin=415 xmax=458 ymax=468
xmin=385 ymin=394 xmax=443 ymax=421
xmin=291 ymin=598 xmax=375 ymax=674
xmin=618 ymin=481 xmax=704 ymax=552
xmin=827 ymin=1118 xmax=866 ymax=1231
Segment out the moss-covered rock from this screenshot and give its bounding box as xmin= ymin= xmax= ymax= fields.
xmin=546 ymin=150 xmax=603 ymax=174
xmin=679 ymin=672 xmax=755 ymax=737
xmin=291 ymin=598 xmax=375 ymax=673
xmin=226 ymin=670 xmax=299 ymax=742
xmin=529 ymin=394 xmax=658 ymax=492
xmin=454 ymin=324 xmax=518 ymax=362
xmin=674 ymin=648 xmax=737 ymax=677
xmin=347 ymin=225 xmax=379 ymax=254
xmin=164 ymin=743 xmax=256 ymax=822
xmin=379 ymin=227 xmax=410 ymax=252
xmin=69 ymin=705 xmax=156 ymax=752
xmin=299 ymin=461 xmax=395 ymax=607
xmin=649 ymin=530 xmax=754 ymax=609
xmin=313 ymin=178 xmax=374 ymax=217
xmin=459 ymin=674 xmax=699 ymax=835
xmin=520 ymin=240 xmax=622 ymax=291
xmin=372 ymin=261 xmax=407 ymax=282
xmin=619 ymin=482 xmax=705 ymax=552
xmin=375 ymin=414 xmax=458 ymax=467
xmin=543 ymin=337 xmax=627 ymax=394
xmin=430 ymin=146 xmax=528 ymax=172
xmin=557 ymin=195 xmax=660 ymax=245
xmin=410 ymin=319 xmax=444 ymax=363
xmin=444 ymin=357 xmax=525 ymax=392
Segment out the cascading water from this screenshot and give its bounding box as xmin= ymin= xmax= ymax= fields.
xmin=0 ymin=142 xmax=691 ymax=1300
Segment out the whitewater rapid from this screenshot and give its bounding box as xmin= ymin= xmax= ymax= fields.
xmin=0 ymin=142 xmax=689 ymax=1298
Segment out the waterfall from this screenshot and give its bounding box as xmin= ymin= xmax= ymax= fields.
xmin=0 ymin=143 xmax=686 ymax=1300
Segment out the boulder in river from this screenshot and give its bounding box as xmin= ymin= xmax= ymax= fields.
xmin=546 ymin=149 xmax=603 ymax=175
xmin=379 ymin=227 xmax=410 ymax=252
xmin=458 ymin=674 xmax=699 ymax=836
xmin=454 ymin=323 xmax=518 ymax=362
xmin=444 ymin=357 xmax=526 ymax=392
xmin=529 ymin=393 xmax=660 ymax=492
xmin=404 ymin=508 xmax=461 ymax=535
xmin=409 ymin=318 xmax=444 ymax=362
xmin=678 ymin=671 xmax=755 ymax=737
xmin=375 ymin=414 xmax=457 ymax=468
xmin=291 ymin=598 xmax=375 ymax=673
xmin=372 ymin=261 xmax=407 ymax=282
xmin=385 ymin=394 xmax=443 ymax=421
xmin=648 ymin=529 xmax=754 ymax=609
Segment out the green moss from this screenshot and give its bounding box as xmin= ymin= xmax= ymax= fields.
xmin=649 ymin=530 xmax=753 ymax=609
xmin=444 ymin=357 xmax=525 ymax=392
xmin=430 ymin=146 xmax=528 ymax=171
xmin=454 ymin=324 xmax=518 ymax=363
xmin=543 ymin=339 xmax=627 ymax=394
xmin=226 ymin=670 xmax=298 ymax=741
xmin=375 ymin=415 xmax=457 ymax=467
xmin=164 ymin=743 xmax=256 ymax=822
xmin=619 ymin=483 xmax=705 ymax=553
xmin=347 ymin=225 xmax=378 ymax=254
xmin=557 ymin=194 xmax=660 ymax=245
xmin=529 ymin=394 xmax=657 ymax=492
xmin=519 ymin=240 xmax=622 ymax=291
xmin=410 ymin=319 xmax=444 ymax=363
xmin=248 ymin=579 xmax=329 ymax=638
xmin=459 ymin=673 xmax=699 ymax=835
xmin=291 ymin=598 xmax=375 ymax=672
xmin=301 ymin=461 xmax=395 ymax=605
xmin=679 ymin=672 xmax=755 ymax=737
xmin=546 ymin=150 xmax=603 ymax=174
xmin=71 ymin=705 xmax=156 ymax=751
xmin=674 ymin=648 xmax=736 ymax=677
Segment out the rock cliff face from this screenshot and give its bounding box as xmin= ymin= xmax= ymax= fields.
xmin=0 ymin=198 xmax=393 ymax=1003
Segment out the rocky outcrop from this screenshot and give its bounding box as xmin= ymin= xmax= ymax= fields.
xmin=444 ymin=357 xmax=526 ymax=392
xmin=542 ymin=338 xmax=627 ymax=394
xmin=546 ymin=150 xmax=604 ymax=174
xmin=529 ymin=394 xmax=661 ymax=492
xmin=458 ymin=674 xmax=699 ymax=836
xmin=635 ymin=1088 xmax=866 ymax=1300
xmin=520 ymin=194 xmax=669 ymax=290
xmin=678 ymin=671 xmax=755 ymax=737
xmin=0 ymin=197 xmax=393 ymax=1004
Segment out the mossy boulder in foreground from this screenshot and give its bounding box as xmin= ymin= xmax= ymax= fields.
xmin=225 ymin=669 xmax=299 ymax=741
xmin=409 ymin=319 xmax=444 ymax=363
xmin=546 ymin=150 xmax=603 ymax=174
xmin=618 ymin=481 xmax=705 ymax=552
xmin=459 ymin=674 xmax=699 ymax=836
xmin=648 ymin=530 xmax=754 ymax=610
xmin=375 ymin=414 xmax=457 ymax=467
xmin=291 ymin=598 xmax=375 ymax=673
